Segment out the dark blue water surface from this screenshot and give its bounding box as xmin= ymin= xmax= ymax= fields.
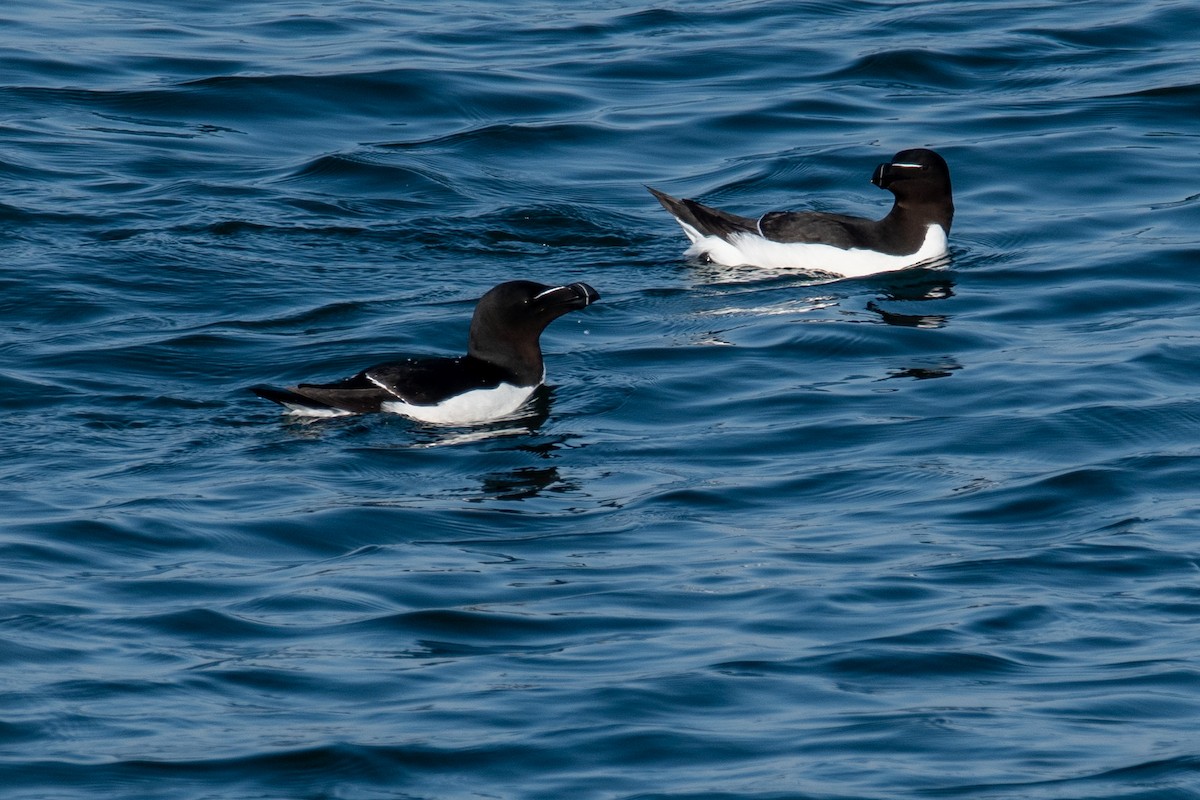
xmin=5 ymin=1 xmax=1200 ymax=797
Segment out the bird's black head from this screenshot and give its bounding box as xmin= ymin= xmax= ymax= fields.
xmin=871 ymin=148 xmax=952 ymax=194
xmin=468 ymin=280 xmax=600 ymax=381
xmin=871 ymin=148 xmax=954 ymax=232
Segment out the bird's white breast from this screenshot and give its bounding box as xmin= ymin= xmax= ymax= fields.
xmin=381 ymin=381 xmax=536 ymax=425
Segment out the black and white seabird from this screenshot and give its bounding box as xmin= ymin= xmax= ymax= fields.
xmin=648 ymin=148 xmax=954 ymax=277
xmin=251 ymin=280 xmax=600 ymax=424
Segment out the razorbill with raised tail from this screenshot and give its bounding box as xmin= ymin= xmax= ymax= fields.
xmin=251 ymin=280 xmax=599 ymax=424
xmin=648 ymin=148 xmax=953 ymax=277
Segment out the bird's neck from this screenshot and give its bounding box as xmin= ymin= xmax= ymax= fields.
xmin=884 ymin=197 xmax=954 ymax=236
xmin=468 ymin=335 xmax=544 ymax=386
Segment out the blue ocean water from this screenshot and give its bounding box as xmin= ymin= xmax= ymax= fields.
xmin=4 ymin=0 xmax=1200 ymax=797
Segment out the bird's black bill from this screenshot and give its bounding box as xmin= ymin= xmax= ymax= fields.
xmin=534 ymin=282 xmax=600 ymax=310
xmin=871 ymin=162 xmax=888 ymax=188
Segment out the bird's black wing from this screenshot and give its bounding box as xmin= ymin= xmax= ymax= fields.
xmin=252 ymin=356 xmax=519 ymax=414
xmin=756 ymin=211 xmax=876 ymax=249
xmin=361 ymin=356 xmax=515 ymax=406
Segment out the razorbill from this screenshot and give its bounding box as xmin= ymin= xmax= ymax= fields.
xmin=250 ymin=280 xmax=600 ymax=424
xmin=648 ymin=148 xmax=953 ymax=277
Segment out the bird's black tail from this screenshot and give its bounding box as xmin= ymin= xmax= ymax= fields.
xmin=647 ymin=186 xmax=757 ymax=240
xmin=250 ymin=384 xmax=340 ymax=413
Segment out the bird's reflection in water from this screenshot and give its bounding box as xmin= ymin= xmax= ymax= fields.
xmin=866 ymin=272 xmax=962 ymax=381
xmin=403 ymin=387 xmax=585 ymax=503
xmin=880 ymin=361 xmax=963 ymax=381
xmin=866 ymin=300 xmax=948 ymax=329
xmin=865 ymin=272 xmax=956 ymax=329
xmin=473 ymin=466 xmax=571 ymax=502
